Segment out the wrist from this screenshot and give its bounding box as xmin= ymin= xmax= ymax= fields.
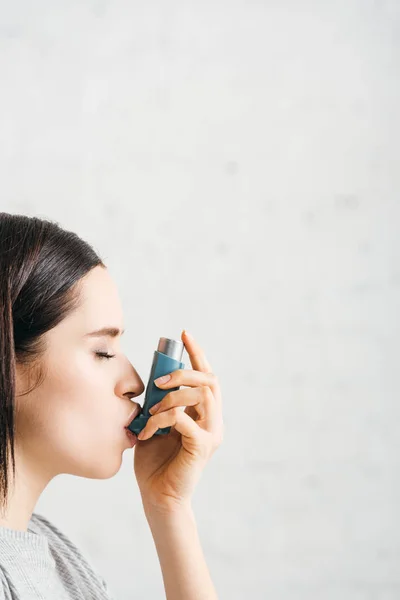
xmin=142 ymin=498 xmax=193 ymax=522
xmin=143 ymin=499 xmax=217 ymax=600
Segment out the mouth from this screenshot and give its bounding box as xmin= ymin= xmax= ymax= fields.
xmin=125 ymin=404 xmax=141 ymax=429
xmin=125 ymin=428 xmax=138 ymax=447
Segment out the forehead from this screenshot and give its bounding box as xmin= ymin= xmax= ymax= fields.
xmin=41 ymin=266 xmax=125 ymax=354
xmin=59 ymin=266 xmax=124 ymax=335
xmin=77 ymin=266 xmax=124 ymax=325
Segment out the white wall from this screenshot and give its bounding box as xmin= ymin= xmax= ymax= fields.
xmin=1 ymin=1 xmax=399 ymax=598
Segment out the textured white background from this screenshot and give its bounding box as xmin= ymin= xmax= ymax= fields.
xmin=1 ymin=1 xmax=399 ymax=598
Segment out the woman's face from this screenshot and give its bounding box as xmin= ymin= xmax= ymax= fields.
xmin=14 ymin=265 xmax=145 ymax=481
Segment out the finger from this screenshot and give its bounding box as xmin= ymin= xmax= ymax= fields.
xmin=138 ymin=407 xmax=206 ymax=444
xmin=154 ymin=368 xmax=216 ymax=391
xmin=184 ymin=404 xmax=197 ymax=421
xmin=154 ymin=367 xmax=221 ymax=408
xmin=149 ymin=386 xmax=217 ymax=431
xmin=181 ymin=330 xmax=212 ymax=373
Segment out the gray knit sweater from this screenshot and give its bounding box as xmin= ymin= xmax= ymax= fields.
xmin=0 ymin=512 xmax=115 ymax=599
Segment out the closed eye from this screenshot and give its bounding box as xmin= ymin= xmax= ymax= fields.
xmin=95 ymin=352 xmax=116 ymax=360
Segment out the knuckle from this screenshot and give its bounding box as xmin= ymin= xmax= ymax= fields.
xmin=202 ymin=385 xmax=213 ymax=399
xmin=164 ymin=390 xmax=175 ymax=403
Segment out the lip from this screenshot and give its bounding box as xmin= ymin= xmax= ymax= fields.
xmin=125 ymin=428 xmax=138 ymax=447
xmin=125 ymin=404 xmax=141 ymax=428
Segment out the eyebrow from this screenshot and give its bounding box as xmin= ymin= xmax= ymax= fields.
xmin=85 ymin=327 xmax=125 ymax=338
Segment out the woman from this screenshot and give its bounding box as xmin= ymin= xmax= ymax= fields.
xmin=0 ymin=212 xmax=224 ymax=599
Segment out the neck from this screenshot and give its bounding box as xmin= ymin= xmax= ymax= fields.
xmin=0 ymin=443 xmax=56 ymax=532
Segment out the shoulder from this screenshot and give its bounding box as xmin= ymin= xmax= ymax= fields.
xmin=0 ymin=567 xmax=11 ymax=600
xmin=29 ymin=512 xmax=114 ymax=599
xmin=29 ymin=512 xmax=82 ymax=554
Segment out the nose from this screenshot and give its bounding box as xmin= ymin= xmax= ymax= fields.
xmin=124 ymin=385 xmax=144 ymax=400
xmin=123 ymin=377 xmax=145 ymax=400
xmin=116 ymin=358 xmax=146 ymax=401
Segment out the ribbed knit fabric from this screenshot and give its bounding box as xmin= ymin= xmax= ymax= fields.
xmin=0 ymin=512 xmax=115 ymax=599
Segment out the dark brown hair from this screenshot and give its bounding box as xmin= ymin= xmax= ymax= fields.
xmin=0 ymin=212 xmax=105 ymax=515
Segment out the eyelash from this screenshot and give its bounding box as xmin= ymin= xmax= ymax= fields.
xmin=95 ymin=351 xmax=116 ymax=361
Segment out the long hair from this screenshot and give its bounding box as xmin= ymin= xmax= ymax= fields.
xmin=0 ymin=212 xmax=105 ymax=514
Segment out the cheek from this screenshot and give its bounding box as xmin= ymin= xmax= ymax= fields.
xmin=51 ymin=350 xmax=106 ymax=396
xmin=44 ymin=351 xmax=114 ymax=424
xmin=21 ymin=352 xmax=117 ymax=446
xmin=50 ymin=360 xmax=117 ymax=439
xmin=16 ymin=350 xmax=125 ymax=478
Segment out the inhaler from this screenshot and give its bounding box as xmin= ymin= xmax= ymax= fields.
xmin=127 ymin=336 xmax=185 ymax=436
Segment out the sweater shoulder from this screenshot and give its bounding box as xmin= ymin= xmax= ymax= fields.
xmin=0 ymin=567 xmax=11 ymax=599
xmin=29 ymin=512 xmax=82 ymax=554
xmin=29 ymin=512 xmax=114 ymax=599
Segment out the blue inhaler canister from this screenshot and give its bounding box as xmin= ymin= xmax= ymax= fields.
xmin=127 ymin=337 xmax=185 ymax=437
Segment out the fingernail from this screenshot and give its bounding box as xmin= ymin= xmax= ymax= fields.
xmin=149 ymin=402 xmax=160 ymax=414
xmin=154 ymin=374 xmax=171 ymax=386
xmin=183 ymin=330 xmax=192 ymax=339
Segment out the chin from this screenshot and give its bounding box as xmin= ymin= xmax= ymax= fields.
xmin=65 ymin=451 xmax=124 ymax=480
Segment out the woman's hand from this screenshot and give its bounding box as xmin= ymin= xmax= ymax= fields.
xmin=133 ymin=330 xmax=224 ymax=514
